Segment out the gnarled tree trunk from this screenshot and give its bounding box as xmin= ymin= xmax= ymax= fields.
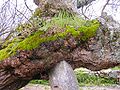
xmin=0 ymin=17 xmax=119 ymax=89
xmin=0 ymin=0 xmax=120 ymax=90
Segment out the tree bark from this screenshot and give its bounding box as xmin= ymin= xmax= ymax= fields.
xmin=0 ymin=18 xmax=119 ymax=89
xmin=49 ymin=61 xmax=79 ymax=90
xmin=34 ymin=0 xmax=97 ymax=8
xmin=33 ymin=0 xmax=97 ymax=13
xmin=0 ymin=1 xmax=120 ymax=90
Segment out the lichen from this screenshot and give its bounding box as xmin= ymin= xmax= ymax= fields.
xmin=0 ymin=10 xmax=100 ymax=61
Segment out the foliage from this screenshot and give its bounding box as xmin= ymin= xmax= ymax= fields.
xmin=0 ymin=10 xmax=99 ymax=61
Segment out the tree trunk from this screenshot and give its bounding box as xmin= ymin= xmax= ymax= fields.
xmin=34 ymin=0 xmax=97 ymax=13
xmin=49 ymin=61 xmax=79 ymax=90
xmin=0 ymin=18 xmax=119 ymax=89
xmin=0 ymin=1 xmax=120 ymax=90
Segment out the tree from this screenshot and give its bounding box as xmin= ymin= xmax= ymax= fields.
xmin=0 ymin=0 xmax=120 ymax=90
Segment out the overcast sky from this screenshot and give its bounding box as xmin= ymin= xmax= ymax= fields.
xmin=0 ymin=0 xmax=37 ymax=10
xmin=0 ymin=0 xmax=120 ymax=22
xmin=78 ymin=0 xmax=120 ymax=22
xmin=0 ymin=0 xmax=37 ymax=39
xmin=0 ymin=0 xmax=37 ymax=27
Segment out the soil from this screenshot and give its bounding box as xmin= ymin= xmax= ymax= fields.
xmin=20 ymin=84 xmax=120 ymax=90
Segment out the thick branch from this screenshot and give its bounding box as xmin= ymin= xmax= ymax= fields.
xmin=0 ymin=10 xmax=120 ymax=90
xmin=0 ymin=22 xmax=119 ymax=89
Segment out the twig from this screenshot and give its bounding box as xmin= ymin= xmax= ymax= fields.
xmin=24 ymin=0 xmax=33 ymax=12
xmin=81 ymin=6 xmax=90 ymax=20
xmin=15 ymin=9 xmax=34 ymax=26
xmin=101 ymin=0 xmax=110 ymax=15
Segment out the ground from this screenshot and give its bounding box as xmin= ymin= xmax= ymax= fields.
xmin=21 ymin=84 xmax=120 ymax=90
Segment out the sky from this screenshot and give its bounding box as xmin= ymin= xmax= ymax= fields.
xmin=0 ymin=0 xmax=37 ymax=10
xmin=0 ymin=0 xmax=120 ymax=21
xmin=0 ymin=0 xmax=37 ymax=26
xmin=0 ymin=0 xmax=37 ymax=39
xmin=77 ymin=0 xmax=120 ymax=22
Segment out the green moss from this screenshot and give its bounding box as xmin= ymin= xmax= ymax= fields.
xmin=0 ymin=43 xmax=18 ymax=60
xmin=18 ymin=31 xmax=45 ymax=50
xmin=0 ymin=10 xmax=100 ymax=61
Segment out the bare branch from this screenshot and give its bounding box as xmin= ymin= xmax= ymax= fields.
xmin=81 ymin=7 xmax=90 ymax=19
xmin=24 ymin=0 xmax=33 ymax=12
xmin=101 ymin=0 xmax=110 ymax=15
xmin=15 ymin=9 xmax=34 ymax=27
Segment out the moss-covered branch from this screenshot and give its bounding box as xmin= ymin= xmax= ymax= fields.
xmin=0 ymin=10 xmax=99 ymax=61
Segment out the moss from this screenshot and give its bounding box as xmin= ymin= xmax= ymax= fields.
xmin=19 ymin=20 xmax=99 ymax=49
xmin=18 ymin=31 xmax=45 ymax=50
xmin=0 ymin=10 xmax=100 ymax=61
xmin=0 ymin=43 xmax=18 ymax=60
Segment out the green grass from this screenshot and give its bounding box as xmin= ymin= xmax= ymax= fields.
xmin=30 ymin=80 xmax=49 ymax=85
xmin=75 ymin=70 xmax=117 ymax=86
xmin=30 ymin=69 xmax=117 ymax=86
xmin=112 ymin=66 xmax=120 ymax=70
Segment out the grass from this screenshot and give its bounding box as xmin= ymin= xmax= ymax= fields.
xmin=75 ymin=69 xmax=117 ymax=86
xmin=30 ymin=69 xmax=117 ymax=86
xmin=30 ymin=80 xmax=49 ymax=85
xmin=40 ymin=10 xmax=87 ymax=31
xmin=112 ymin=66 xmax=120 ymax=70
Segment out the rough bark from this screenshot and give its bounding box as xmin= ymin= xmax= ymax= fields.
xmin=33 ymin=0 xmax=97 ymax=13
xmin=0 ymin=16 xmax=119 ymax=89
xmin=0 ymin=1 xmax=120 ymax=90
xmin=34 ymin=0 xmax=97 ymax=7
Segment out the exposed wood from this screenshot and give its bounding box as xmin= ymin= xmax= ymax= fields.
xmin=49 ymin=61 xmax=79 ymax=90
